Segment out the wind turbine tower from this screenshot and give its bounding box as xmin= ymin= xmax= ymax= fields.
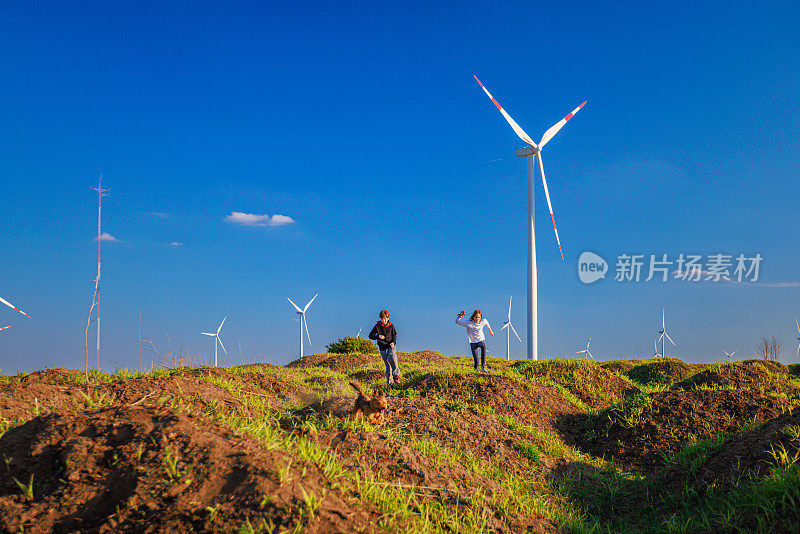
xmin=499 ymin=295 xmax=522 ymax=360
xmin=658 ymin=308 xmax=676 ymax=358
xmin=475 ymin=76 xmax=586 ymax=360
xmin=287 ymin=294 xmax=318 ymax=359
xmin=201 ymin=317 xmax=228 ymax=367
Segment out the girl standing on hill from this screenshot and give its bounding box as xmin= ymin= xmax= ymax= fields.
xmin=455 ymin=309 xmax=494 ymax=372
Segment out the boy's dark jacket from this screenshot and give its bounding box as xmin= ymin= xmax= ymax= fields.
xmin=369 ymin=321 xmax=396 ymax=350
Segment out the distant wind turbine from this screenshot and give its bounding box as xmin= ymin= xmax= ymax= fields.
xmin=288 ymin=294 xmax=317 ymax=359
xmin=723 ymin=349 xmax=737 ymax=363
xmin=0 ymin=296 xmax=31 ymax=318
xmin=795 ymin=318 xmax=800 ymax=359
xmin=499 ymin=295 xmax=522 ymax=360
xmin=576 ymin=338 xmax=594 ymax=360
xmin=201 ymin=317 xmax=228 ymax=367
xmin=658 ymin=308 xmax=676 ymax=358
xmin=475 ymin=76 xmax=586 ymax=360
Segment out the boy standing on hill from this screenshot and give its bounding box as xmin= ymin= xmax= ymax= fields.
xmin=369 ymin=309 xmax=400 ymax=386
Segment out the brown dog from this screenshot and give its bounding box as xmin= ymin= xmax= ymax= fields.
xmin=349 ymin=382 xmax=388 ymax=425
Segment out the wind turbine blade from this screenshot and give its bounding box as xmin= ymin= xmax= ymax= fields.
xmin=303 ymin=293 xmax=319 ymax=312
xmin=0 ymin=325 xmax=11 ymax=331
xmin=500 ymin=323 xmax=509 ymax=331
xmin=587 ymin=350 xmax=594 ymax=360
xmin=796 ymin=318 xmax=799 ymax=335
xmin=474 ymin=76 xmax=537 ymax=148
xmin=658 ymin=333 xmax=664 ymax=344
xmin=287 ymin=297 xmax=303 ymax=313
xmin=509 ymin=323 xmax=522 ymax=342
xmin=201 ymin=332 xmax=215 ymax=336
xmin=217 ymin=316 xmax=226 ymax=334
xmin=217 ymin=336 xmax=228 ymax=355
xmin=665 ymin=332 xmax=676 ymax=346
xmin=536 ymin=152 xmax=564 ymax=259
xmin=731 ymin=350 xmax=737 ymax=356
xmin=662 ymin=308 xmax=665 ymax=329
xmin=303 ymin=315 xmax=312 ymax=345
xmin=796 ymin=343 xmax=799 ymax=358
xmin=507 ymin=295 xmax=512 ymax=321
xmin=0 ymin=296 xmax=31 ymax=318
xmin=538 ymin=101 xmax=586 ymax=149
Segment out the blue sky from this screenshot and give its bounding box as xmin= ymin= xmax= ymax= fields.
xmin=1 ymin=1 xmax=799 ymax=372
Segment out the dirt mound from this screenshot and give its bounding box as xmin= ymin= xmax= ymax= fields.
xmin=401 ymin=372 xmax=579 ymax=434
xmin=312 ymin=423 xmax=553 ymax=533
xmin=580 ymin=390 xmax=791 ymax=467
xmin=19 ymin=368 xmax=85 ymax=385
xmin=600 ymin=360 xmax=636 ymax=374
xmin=672 ymin=361 xmax=798 ymax=396
xmin=288 ymin=351 xmax=454 ymax=372
xmin=512 ymin=360 xmax=639 ymax=409
xmin=740 ymin=359 xmax=789 ymax=374
xmin=624 ymin=358 xmax=697 ymax=386
xmin=0 ymin=371 xmax=311 ymax=427
xmin=695 ymin=408 xmax=800 ymax=486
xmin=397 ymin=350 xmax=453 ymax=366
xmin=0 ymin=405 xmax=372 ymax=533
xmin=286 ymin=352 xmax=378 ymax=372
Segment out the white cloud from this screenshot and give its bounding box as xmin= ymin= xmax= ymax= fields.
xmin=223 ymin=212 xmax=296 ymax=227
xmin=96 ymin=233 xmax=118 ymax=242
xmin=168 ymin=242 xmax=183 ymax=247
xmin=150 ymin=212 xmax=169 ymax=219
xmin=267 ymin=214 xmax=295 ymax=226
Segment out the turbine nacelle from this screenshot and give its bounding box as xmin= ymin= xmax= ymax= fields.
xmin=515 ymin=146 xmax=539 ymax=157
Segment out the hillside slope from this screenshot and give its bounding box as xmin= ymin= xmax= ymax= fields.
xmin=0 ymin=354 xmax=798 ymax=532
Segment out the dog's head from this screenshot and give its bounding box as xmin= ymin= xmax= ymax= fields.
xmin=370 ymin=388 xmax=388 ymax=411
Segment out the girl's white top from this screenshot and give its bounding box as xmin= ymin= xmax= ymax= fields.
xmin=456 ymin=318 xmax=491 ymax=343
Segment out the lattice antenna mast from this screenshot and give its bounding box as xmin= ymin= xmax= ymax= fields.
xmin=91 ymin=175 xmax=110 ymax=370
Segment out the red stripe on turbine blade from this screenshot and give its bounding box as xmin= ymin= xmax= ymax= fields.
xmin=550 ymin=213 xmax=564 ymax=259
xmin=491 ymin=98 xmax=502 ymax=111
xmin=564 ymin=102 xmax=586 ymax=122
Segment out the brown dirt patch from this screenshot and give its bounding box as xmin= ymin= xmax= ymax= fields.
xmin=0 ymin=405 xmax=376 ymax=533
xmin=579 ymin=390 xmax=791 ymax=468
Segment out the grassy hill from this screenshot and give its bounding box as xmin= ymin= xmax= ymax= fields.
xmin=0 ymin=353 xmax=798 ymax=532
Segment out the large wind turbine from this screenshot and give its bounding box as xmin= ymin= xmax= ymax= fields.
xmin=0 ymin=296 xmax=31 ymax=319
xmin=288 ymin=294 xmax=317 ymax=359
xmin=499 ymin=295 xmax=522 ymax=360
xmin=475 ymin=76 xmax=586 ymax=360
xmin=201 ymin=317 xmax=228 ymax=367
xmin=658 ymin=308 xmax=676 ymax=358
